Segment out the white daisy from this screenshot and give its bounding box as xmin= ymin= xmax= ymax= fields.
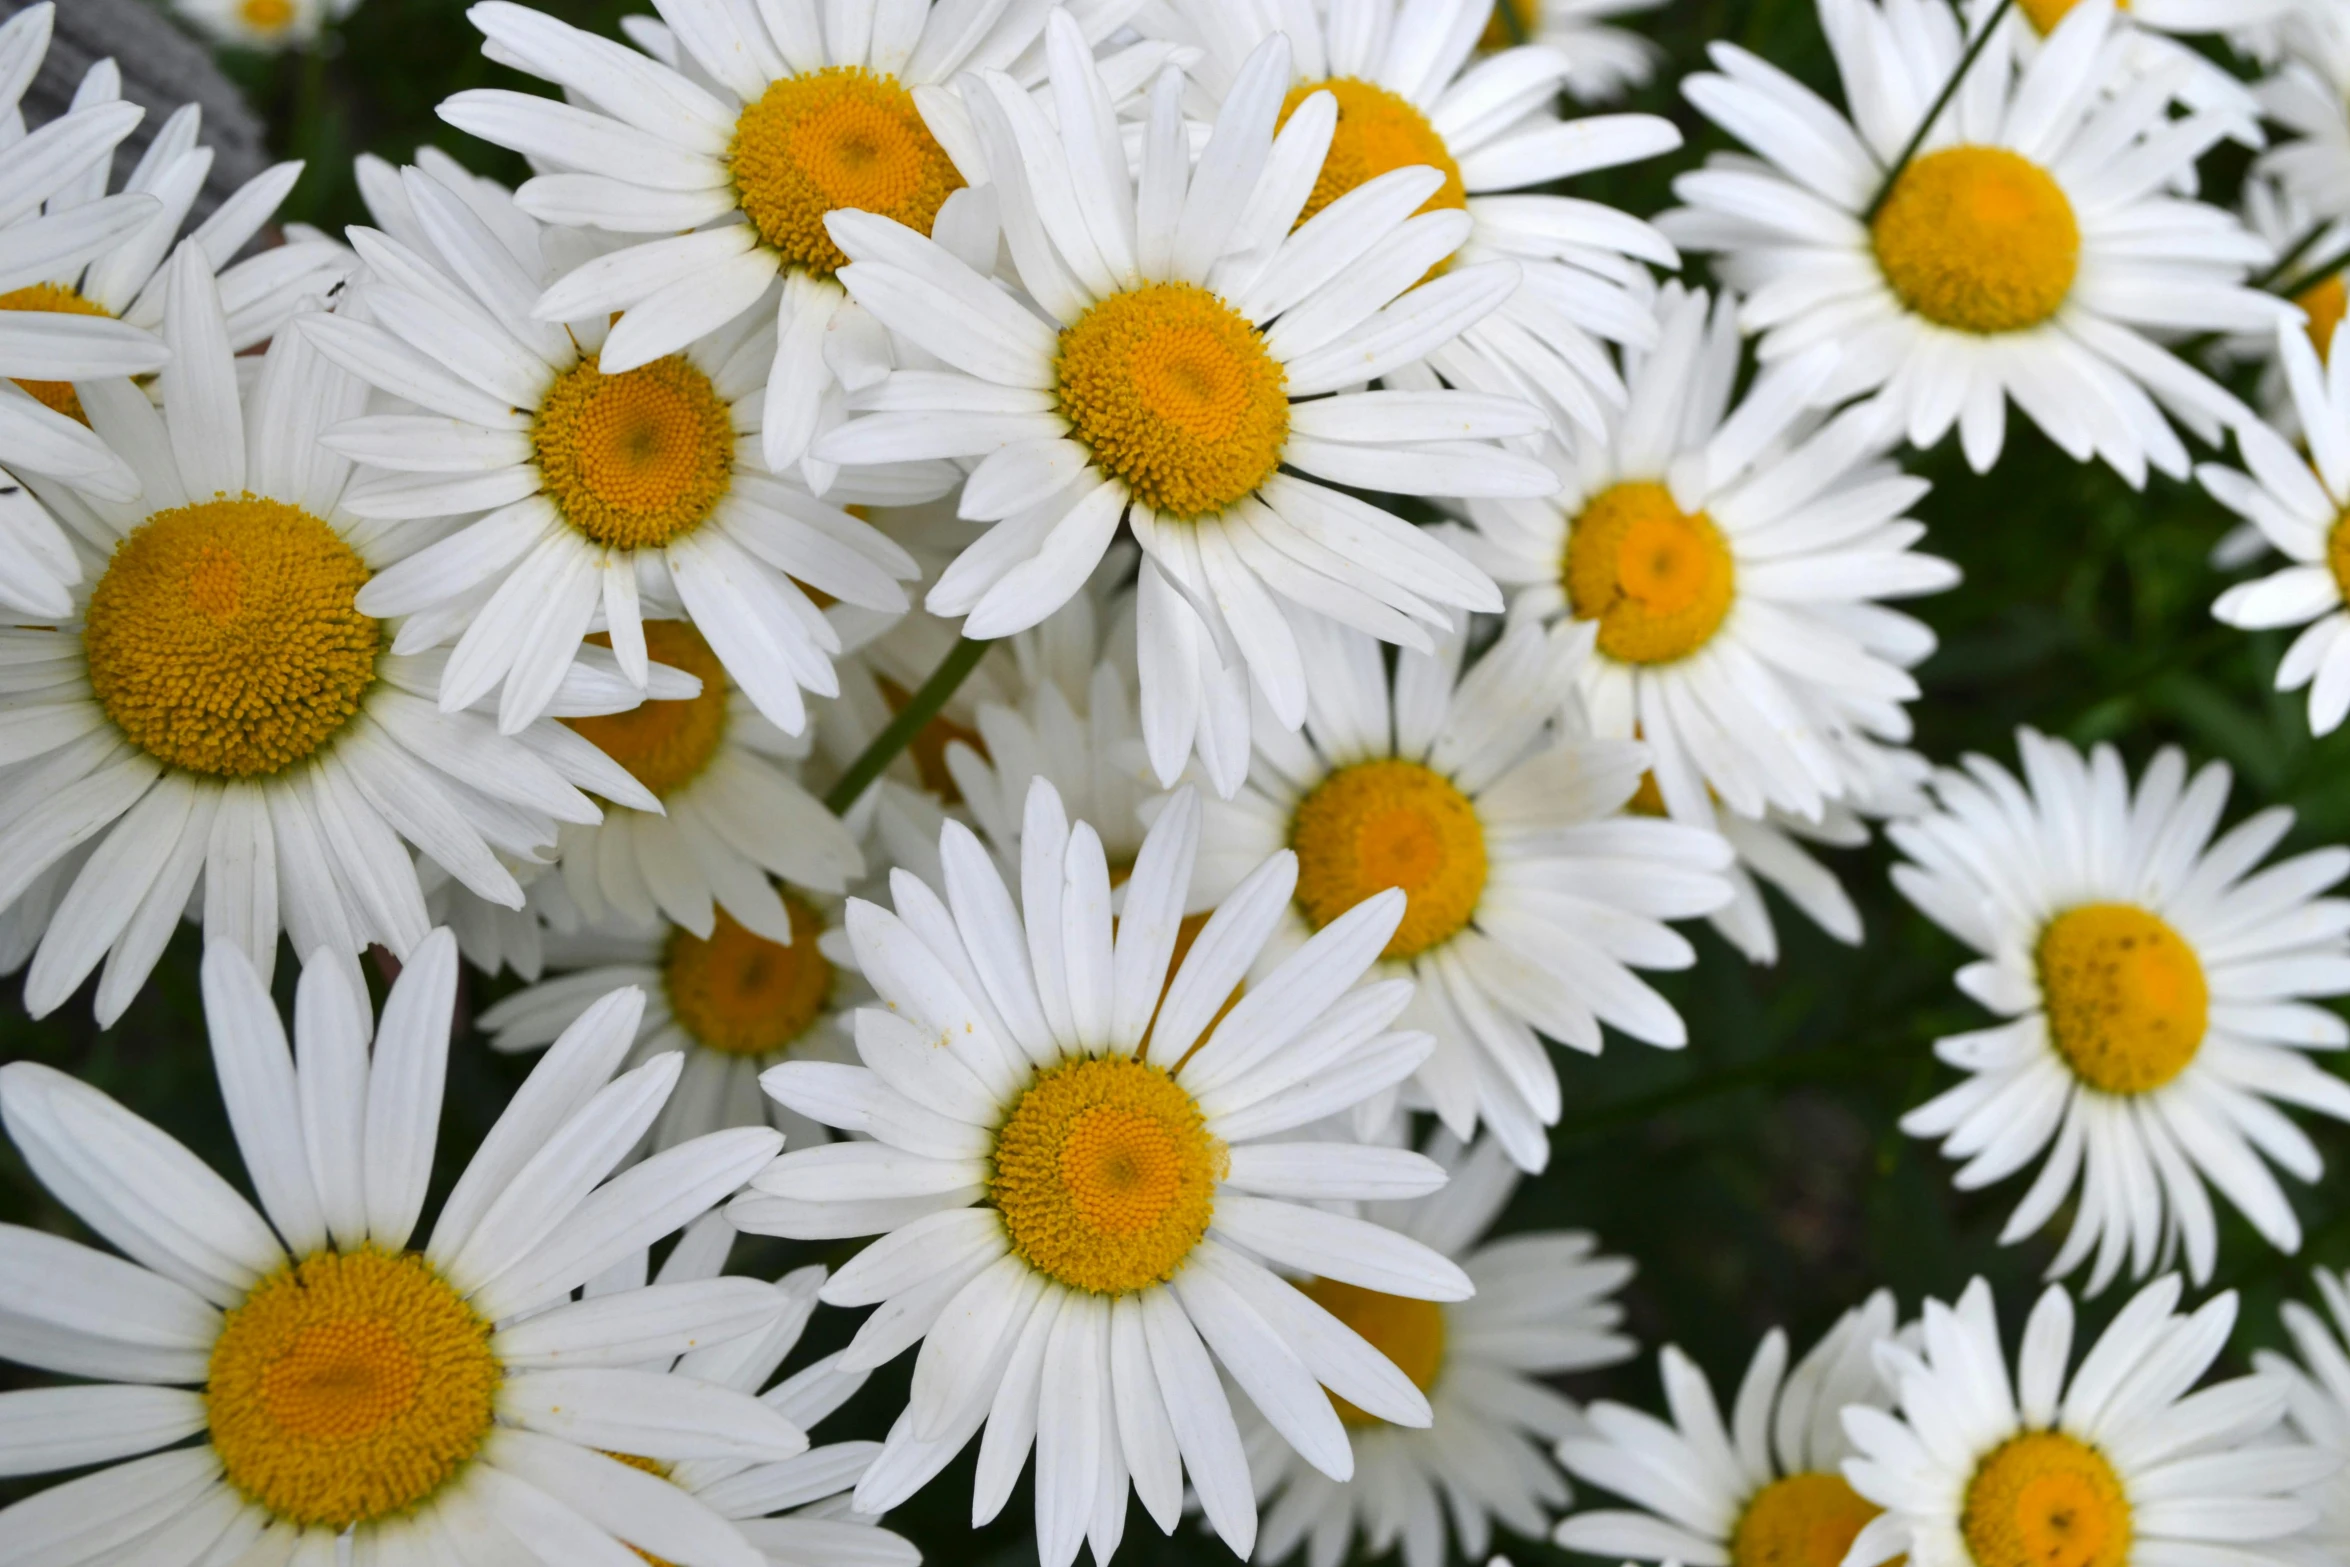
xmin=1193 ymin=615 xmax=1732 ymax=1171
xmin=2254 ymin=1268 xmax=2350 ymax=1566
xmin=1477 ymin=0 xmax=1667 ymax=104
xmin=307 ymin=155 xmax=924 ymax=737
xmin=433 ymin=0 xmax=1066 ymax=483
xmin=814 ymin=22 xmax=1554 ymax=797
xmin=170 ymin=0 xmax=361 ymax=50
xmin=733 ymin=777 xmax=1477 ymax=1567
xmin=1889 ymin=728 xmax=2350 ymax=1290
xmin=1457 ymin=283 xmax=1958 ymax=830
xmin=1131 ymin=0 xmax=1685 ymax=441
xmin=2257 ymin=5 xmax=2350 ymax=221
xmin=0 ymin=931 xmax=801 ymax=1566
xmin=479 ymin=894 xmax=867 ymax=1151
xmin=1553 ymin=1290 xmax=1900 ymax=1567
xmin=1664 ymin=0 xmax=2284 ymax=483
xmin=0 ymin=244 xmax=658 ymax=1023
xmin=1246 ymin=1133 xmax=1637 ymax=1567
xmin=1840 ymin=1275 xmax=2327 ymax=1567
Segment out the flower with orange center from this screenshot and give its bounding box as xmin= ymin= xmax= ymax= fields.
xmin=1563 ymin=480 xmax=1737 ymax=665
xmin=1870 ymin=147 xmax=2080 ymax=336
xmin=728 ymin=67 xmax=964 ymax=280
xmin=0 ymin=281 xmax=111 ymax=423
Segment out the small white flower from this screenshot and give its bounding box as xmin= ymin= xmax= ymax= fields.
xmin=2254 ymin=1268 xmax=2350 ymax=1566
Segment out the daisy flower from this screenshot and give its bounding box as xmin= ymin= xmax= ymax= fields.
xmin=733 ymin=777 xmax=1476 ymax=1567
xmin=307 ymin=156 xmax=922 ymax=737
xmin=1664 ymin=0 xmax=2283 ymax=483
xmin=0 ymin=245 xmax=658 ymax=1023
xmin=1132 ymin=0 xmax=1685 ymax=440
xmin=1193 ymin=615 xmax=1732 ymax=1170
xmin=0 ymin=931 xmax=802 ymax=1566
xmin=2254 ymin=1268 xmax=2350 ymax=1565
xmin=434 ymin=0 xmax=1062 ymax=482
xmin=1841 ymin=1275 xmax=2327 ymax=1567
xmin=1477 ymin=0 xmax=1667 ymax=104
xmin=2257 ymin=5 xmax=2350 ymax=221
xmin=1992 ymin=0 xmax=2275 ymax=144
xmin=1889 ymin=728 xmax=2350 ymax=1290
xmin=170 ymin=0 xmax=361 ymax=50
xmin=1457 ymin=284 xmax=1957 ymax=830
xmin=1554 ymin=1290 xmax=1900 ymax=1567
xmin=479 ymin=893 xmax=866 ymax=1151
xmin=1246 ymin=1133 xmax=1637 ymax=1567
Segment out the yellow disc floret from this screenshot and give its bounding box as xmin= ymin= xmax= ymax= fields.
xmin=1055 ymin=282 xmax=1290 ymax=521
xmin=992 ymin=1054 xmax=1226 ymax=1295
xmin=1278 ymin=78 xmax=1468 ymax=227
xmin=1732 ymin=1472 xmax=1886 ymax=1567
xmin=1871 ymin=146 xmax=2079 ymax=335
xmin=1962 ymin=1432 xmax=2131 ymax=1567
xmin=2036 ymin=903 xmax=2207 ymax=1095
xmin=207 ymin=1248 xmax=500 ymax=1530
xmin=83 ymin=496 xmax=379 ymax=778
xmin=2329 ymin=512 xmax=2350 ymax=605
xmin=2018 ymin=0 xmax=2128 ymax=32
xmin=1564 ymin=481 xmax=1736 ymax=665
xmin=663 ymin=897 xmax=834 ymax=1058
xmin=2300 ymin=274 xmax=2347 ymax=361
xmin=1291 ymin=758 xmax=1488 ymax=961
xmin=533 ymin=355 xmax=734 ymax=550
xmin=728 ymin=67 xmax=965 ymax=278
xmin=1298 ymin=1278 xmax=1446 ymax=1426
xmin=562 ymin=620 xmax=730 ymax=799
xmin=0 ymin=282 xmax=111 ymax=423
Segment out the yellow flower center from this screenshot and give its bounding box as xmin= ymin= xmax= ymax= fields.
xmin=1478 ymin=0 xmax=1539 ymax=50
xmin=562 ymin=620 xmax=730 ymax=799
xmin=1054 ymin=282 xmax=1290 ymax=521
xmin=991 ymin=1054 xmax=1226 ymax=1296
xmin=2018 ymin=0 xmax=2128 ymax=31
xmin=206 ymin=1249 xmax=500 ymax=1531
xmin=2328 ymin=512 xmax=2350 ymax=605
xmin=2300 ymin=274 xmax=2347 ymax=361
xmin=1277 ymin=78 xmax=1468 ymax=228
xmin=1732 ymin=1473 xmax=1887 ymax=1567
xmin=83 ymin=496 xmax=379 ymax=778
xmin=533 ymin=355 xmax=734 ymax=550
xmin=1871 ymin=146 xmax=2080 ymax=335
xmin=1298 ymin=1278 xmax=1445 ymax=1426
xmin=2035 ymin=903 xmax=2207 ymax=1095
xmin=1962 ymin=1432 xmax=2131 ymax=1567
xmin=662 ymin=898 xmax=834 ymax=1058
xmin=1291 ymin=758 xmax=1487 ymax=961
xmin=1627 ymin=770 xmax=1669 ymax=816
xmin=876 ymin=673 xmax=987 ymax=803
xmin=0 ymin=282 xmax=111 ymax=423
xmin=728 ymin=67 xmax=964 ymax=279
xmin=240 ymin=0 xmax=297 ymax=31
xmin=1564 ymin=480 xmax=1737 ymax=665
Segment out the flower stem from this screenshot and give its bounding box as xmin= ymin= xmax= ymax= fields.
xmin=2251 ymin=222 xmax=2338 ymax=294
xmin=1860 ymin=0 xmax=2016 ymax=226
xmin=822 ymin=636 xmax=993 ymax=816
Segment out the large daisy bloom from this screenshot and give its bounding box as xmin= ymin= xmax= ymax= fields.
xmin=480 ymin=894 xmax=867 ymax=1151
xmin=2204 ymin=321 xmax=2350 ymax=737
xmin=1889 ymin=729 xmax=2350 ymax=1290
xmin=0 ymin=245 xmax=660 ymax=1022
xmin=435 ymin=0 xmax=1063 ymax=482
xmin=1193 ymin=615 xmax=1732 ymax=1171
xmin=1458 ymin=284 xmax=1957 ymax=829
xmin=733 ymin=777 xmax=1476 ymax=1567
xmin=307 ymin=156 xmax=922 ymax=737
xmin=1664 ymin=0 xmax=2283 ymax=484
xmin=1478 ymin=0 xmax=1666 ymax=104
xmin=1132 ymin=0 xmax=1684 ymax=441
xmin=815 ymin=23 xmax=1552 ymax=796
xmin=1246 ymin=1133 xmax=1637 ymax=1567
xmin=1840 ymin=1275 xmax=2327 ymax=1567
xmin=0 ymin=932 xmax=803 ymax=1566
xmin=2255 ymin=1268 xmax=2350 ymax=1564
xmin=1554 ymin=1290 xmax=1899 ymax=1567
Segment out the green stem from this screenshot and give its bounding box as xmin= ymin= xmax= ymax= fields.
xmin=2271 ymin=240 xmax=2350 ymax=300
xmin=1495 ymin=0 xmax=1529 ymax=47
xmin=2251 ymin=222 xmax=2337 ymax=294
xmin=822 ymin=637 xmax=992 ymax=816
xmin=1860 ymin=0 xmax=2017 ymax=226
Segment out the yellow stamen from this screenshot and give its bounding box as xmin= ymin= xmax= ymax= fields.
xmin=1291 ymin=758 xmax=1487 ymax=961
xmin=728 ymin=67 xmax=965 ymax=279
xmin=1055 ymin=282 xmax=1289 ymax=521
xmin=1277 ymin=79 xmax=1467 ymax=228
xmin=662 ymin=898 xmax=834 ymax=1058
xmin=2329 ymin=512 xmax=2350 ymax=605
xmin=83 ymin=496 xmax=378 ymax=777
xmin=1627 ymin=770 xmax=1669 ymax=817
xmin=1871 ymin=146 xmax=2079 ymax=335
xmin=2018 ymin=0 xmax=2127 ymax=32
xmin=206 ymin=1249 xmax=499 ymax=1530
xmin=533 ymin=355 xmax=734 ymax=550
xmin=0 ymin=282 xmax=111 ymax=423
xmin=2300 ymin=274 xmax=2347 ymax=362
xmin=991 ymin=1054 xmax=1226 ymax=1296
xmin=1732 ymin=1472 xmax=1888 ymax=1567
xmin=241 ymin=0 xmax=297 ymax=30
xmin=1298 ymin=1278 xmax=1445 ymax=1426
xmin=1564 ymin=480 xmax=1736 ymax=665
xmin=1962 ymin=1432 xmax=2131 ymax=1567
xmin=563 ymin=620 xmax=730 ymax=799
xmin=876 ymin=673 xmax=987 ymax=802
xmin=2036 ymin=903 xmax=2207 ymax=1095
